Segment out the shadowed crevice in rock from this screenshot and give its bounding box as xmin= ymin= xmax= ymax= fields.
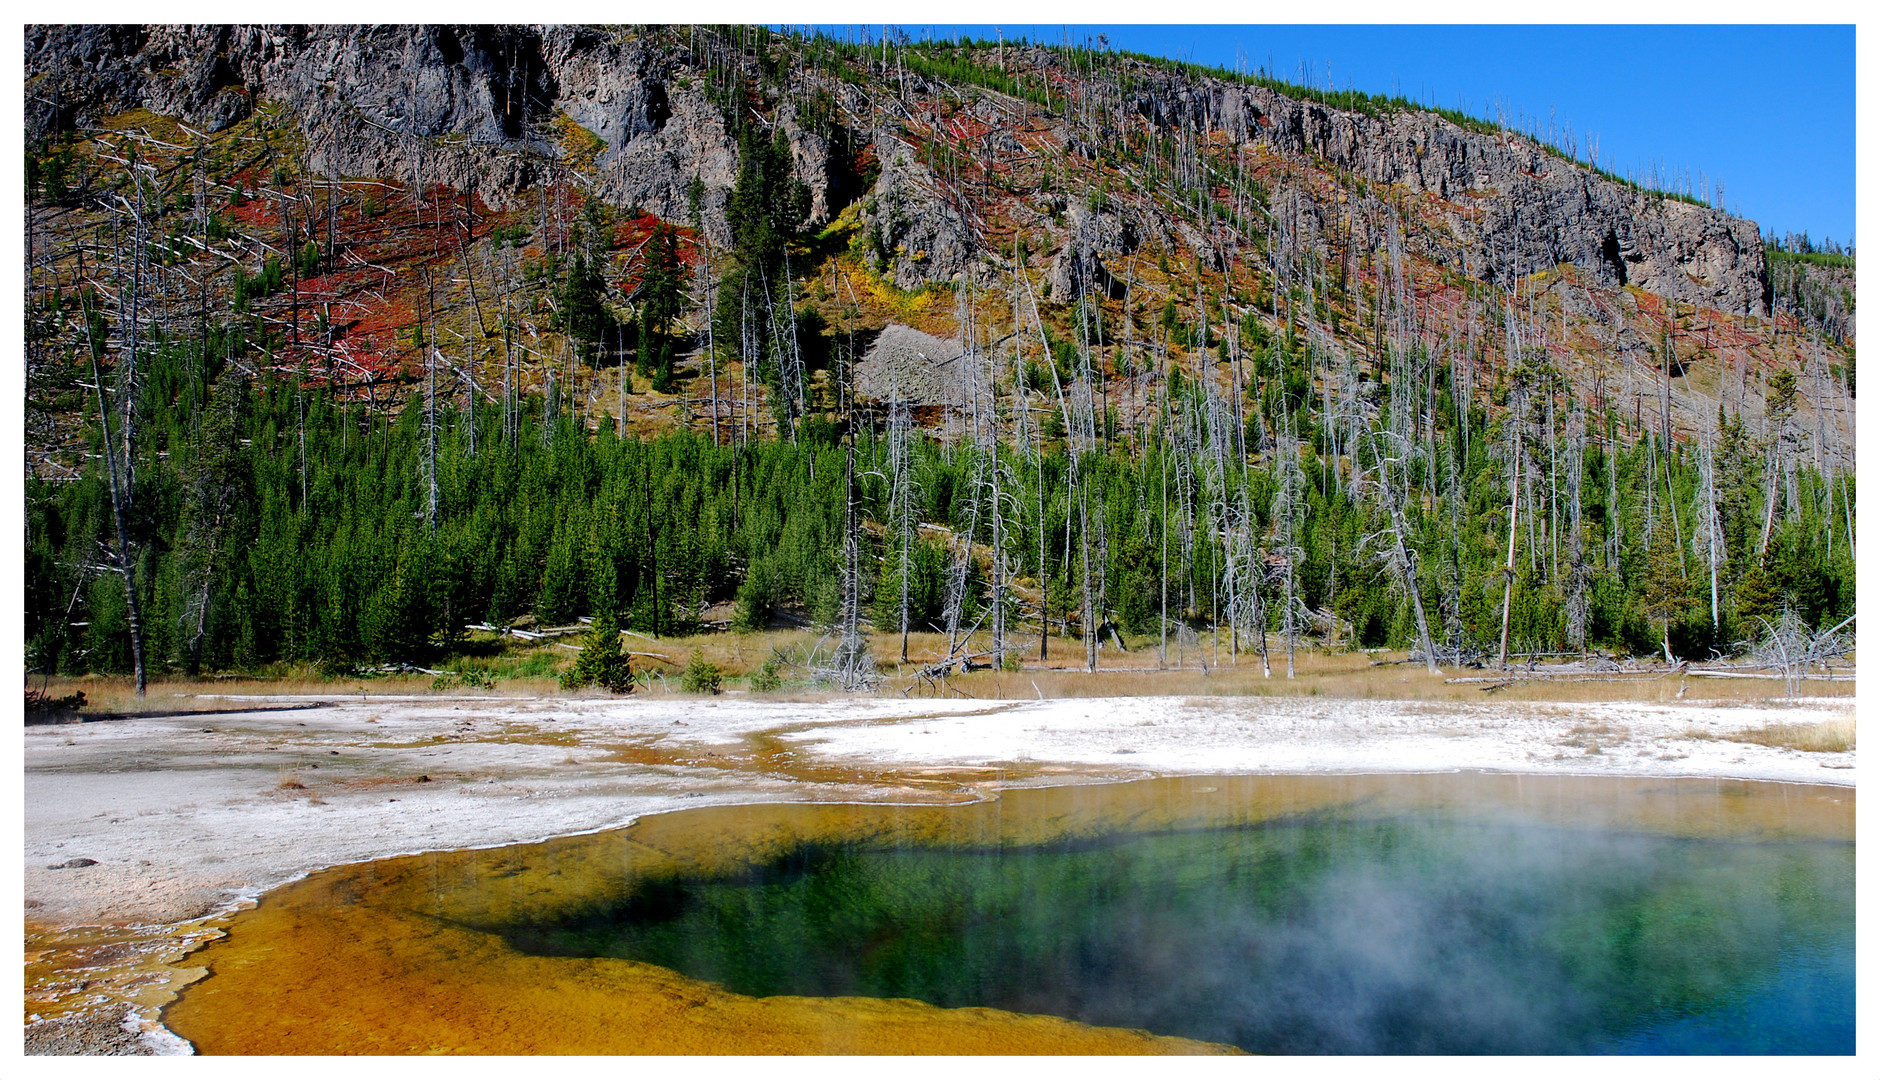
xmin=1601 ymin=230 xmax=1628 ymax=287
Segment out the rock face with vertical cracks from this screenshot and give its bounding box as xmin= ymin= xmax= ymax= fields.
xmin=22 ymin=24 xmax=872 ymax=252
xmin=859 ymin=133 xmax=980 ymax=290
xmin=1046 ymin=205 xmax=1136 ymax=300
xmin=1125 ymin=71 xmax=1768 ymax=316
xmin=27 ymin=25 xmax=1767 ymax=315
xmin=26 ymin=26 xmax=720 ymax=230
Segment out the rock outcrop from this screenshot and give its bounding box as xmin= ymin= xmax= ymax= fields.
xmin=1123 ymin=68 xmax=1769 ymax=316
xmin=860 ymin=134 xmax=979 ymax=290
xmin=26 ymin=25 xmax=1772 ymax=315
xmin=26 ymin=26 xmax=731 ymax=230
xmin=1045 ymin=204 xmax=1136 ymax=300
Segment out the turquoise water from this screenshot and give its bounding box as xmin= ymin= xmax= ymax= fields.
xmin=495 ymin=802 xmax=1853 ymax=1054
xmin=1596 ymin=941 xmax=1855 ymax=1054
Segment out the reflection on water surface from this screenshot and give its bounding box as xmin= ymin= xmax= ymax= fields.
xmin=166 ymin=773 xmax=1852 ymax=1055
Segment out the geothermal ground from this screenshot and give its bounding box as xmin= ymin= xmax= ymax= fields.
xmin=21 ymin=688 xmax=1855 ymax=1054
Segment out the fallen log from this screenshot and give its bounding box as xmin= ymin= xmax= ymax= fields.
xmin=1444 ymin=671 xmax=1669 ymax=685
xmin=1685 ymin=669 xmax=1856 ymax=681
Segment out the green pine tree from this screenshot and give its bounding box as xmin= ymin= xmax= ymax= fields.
xmin=560 ymin=609 xmax=634 ymax=692
xmin=639 ymin=223 xmax=685 ymax=393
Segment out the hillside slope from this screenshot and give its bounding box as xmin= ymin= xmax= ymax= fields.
xmin=22 ymin=25 xmax=1855 ymax=684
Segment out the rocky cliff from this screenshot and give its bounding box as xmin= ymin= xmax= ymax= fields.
xmin=28 ymin=26 xmax=722 ymax=229
xmin=1127 ymin=71 xmax=1769 ymax=315
xmin=26 ymin=24 xmax=1774 ymax=319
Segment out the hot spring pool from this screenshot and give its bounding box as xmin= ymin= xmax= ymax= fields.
xmin=164 ymin=773 xmax=1852 ymax=1055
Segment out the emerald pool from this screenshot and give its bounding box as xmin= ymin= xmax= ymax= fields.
xmin=166 ymin=773 xmax=1854 ymax=1055
xmin=492 ymin=780 xmax=1854 ymax=1054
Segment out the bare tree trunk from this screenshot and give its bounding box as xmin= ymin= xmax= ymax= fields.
xmin=1080 ymin=483 xmax=1096 ymax=673
xmin=1565 ymin=401 xmax=1589 ymax=655
xmin=1370 ymin=433 xmax=1440 ymax=676
xmin=425 ymin=344 xmax=438 ymax=533
xmin=84 ymin=313 xmax=147 ymax=696
xmin=888 ymin=397 xmax=915 ymax=665
xmin=1160 ymin=416 xmax=1169 ymax=668
xmin=1395 ymin=509 xmax=1439 ymax=676
xmin=1037 ymin=415 xmax=1049 ymax=664
xmin=1662 ymin=441 xmax=1685 ymax=559
xmin=298 ymin=373 xmax=308 ymax=508
xmin=1758 ymin=441 xmax=1781 ymax=560
xmin=121 ymin=191 xmax=150 ymax=694
xmin=1076 ymin=293 xmax=1098 ymax=674
xmin=1693 ymin=407 xmax=1721 ymax=633
xmin=989 ymin=358 xmax=1008 ymax=668
xmin=704 ymin=233 xmax=718 ymax=444
xmin=458 ymin=188 xmax=488 ymax=335
xmin=1607 ymin=413 xmax=1621 ymax=572
xmin=1498 ymin=412 xmax=1520 ymax=669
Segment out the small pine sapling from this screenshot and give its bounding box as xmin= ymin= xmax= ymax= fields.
xmin=749 ymin=659 xmax=783 ymax=692
xmin=560 ymin=611 xmax=634 ymax=692
xmin=681 ymin=652 xmax=723 ymax=694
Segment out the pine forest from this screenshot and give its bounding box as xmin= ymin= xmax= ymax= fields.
xmin=23 ymin=25 xmax=1856 ymax=696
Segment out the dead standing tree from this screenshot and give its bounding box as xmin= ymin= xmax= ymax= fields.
xmin=817 ymin=436 xmax=881 ymax=690
xmin=998 ymin=280 xmax=1046 ymax=667
xmin=1200 ymin=368 xmax=1263 ymax=672
xmin=931 ymin=279 xmax=1021 ymax=676
xmin=1563 ymin=397 xmax=1592 ymax=655
xmin=983 ymin=322 xmax=1019 ymax=670
xmin=80 ymin=224 xmax=148 ymax=696
xmin=823 ymin=257 xmax=876 ymax=692
xmin=884 ymin=394 xmax=921 ymax=664
xmin=1690 ymin=396 xmax=1725 ymax=636
xmin=1497 ymin=326 xmax=1531 ymax=669
xmin=1072 ymin=284 xmax=1108 ymax=672
xmin=1359 ymin=429 xmax=1441 ymax=676
xmin=1752 ymin=610 xmax=1855 ymax=697
xmin=74 ymin=150 xmax=171 ymax=697
xmin=1270 ymin=406 xmax=1312 ymax=677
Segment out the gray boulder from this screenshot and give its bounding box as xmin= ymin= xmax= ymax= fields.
xmin=854 ymin=323 xmax=981 ymax=408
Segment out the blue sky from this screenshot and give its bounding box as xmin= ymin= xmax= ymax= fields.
xmin=808 ymin=24 xmax=1855 ymax=248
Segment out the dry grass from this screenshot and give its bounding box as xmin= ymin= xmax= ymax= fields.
xmin=874 ymin=637 xmax=1853 ymax=706
xmin=1726 ymin=717 xmax=1856 ymax=753
xmin=33 ymin=630 xmax=1855 ymax=712
xmin=33 ymin=673 xmax=436 ymax=716
xmin=1558 ymin=719 xmax=1631 ymax=755
xmin=31 ymin=669 xmax=561 ymax=716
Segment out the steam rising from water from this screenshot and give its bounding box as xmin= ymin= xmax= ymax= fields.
xmin=500 ymin=812 xmax=1852 ymax=1054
